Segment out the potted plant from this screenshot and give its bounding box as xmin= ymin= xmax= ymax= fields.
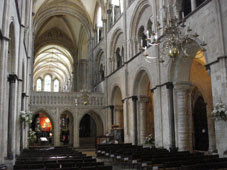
xmin=212 ymin=102 xmax=227 ymax=121
xmin=20 ymin=111 xmax=33 ymax=124
xmin=28 ymin=128 xmax=37 ymax=146
xmin=144 ymin=134 xmax=155 ymax=147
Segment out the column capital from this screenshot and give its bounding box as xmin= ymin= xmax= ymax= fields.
xmin=114 ymin=105 xmax=123 ymax=111
xmin=132 ymin=96 xmax=138 ymax=101
xmin=8 ymin=74 xmax=18 ymax=83
xmin=138 ymin=95 xmax=150 ymax=103
xmin=174 ymin=81 xmax=192 ymax=91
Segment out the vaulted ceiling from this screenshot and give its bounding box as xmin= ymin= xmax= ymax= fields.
xmin=33 ymin=0 xmax=106 ymax=89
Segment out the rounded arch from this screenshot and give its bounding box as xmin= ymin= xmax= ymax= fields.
xmin=95 ymin=49 xmax=105 ymax=83
xmin=129 ymin=0 xmax=152 ymax=55
xmin=168 ymin=39 xmax=215 ymax=152
xmin=110 ymin=28 xmax=124 ymax=58
xmin=132 ymin=67 xmax=153 ymax=95
xmin=111 ymin=85 xmax=123 ymax=105
xmin=132 ymin=69 xmax=155 ymax=144
xmin=168 ymin=38 xmax=208 ymax=82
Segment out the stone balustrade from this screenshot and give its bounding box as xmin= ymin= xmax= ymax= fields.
xmin=30 ymin=91 xmax=104 ymax=106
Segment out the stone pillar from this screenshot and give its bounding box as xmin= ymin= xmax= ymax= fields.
xmin=110 ymin=105 xmax=114 ymax=126
xmin=87 ymin=38 xmax=94 ymax=91
xmin=7 ymin=74 xmax=18 ymax=160
xmin=114 ymin=105 xmax=123 ymax=127
xmin=132 ymin=96 xmax=138 ymax=145
xmin=139 ymin=96 xmax=149 ymax=145
xmin=166 ymin=82 xmax=177 ymax=150
xmin=69 ymin=117 xmax=73 ymax=146
xmin=74 ymin=113 xmax=79 ymax=148
xmin=54 ymin=112 xmax=60 ymax=146
xmin=191 ymin=0 xmax=197 ymax=11
xmin=175 ymin=83 xmax=192 ymax=151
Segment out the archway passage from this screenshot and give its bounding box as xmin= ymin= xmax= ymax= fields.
xmin=146 ymin=83 xmax=155 ymax=138
xmin=193 ymin=96 xmax=209 ymax=151
xmin=112 ymin=86 xmax=124 ymax=143
xmin=133 ymin=70 xmax=155 ymax=145
xmin=79 ymin=114 xmax=97 ymax=147
xmin=31 ymin=112 xmax=53 ymax=146
xmin=60 ymin=112 xmax=73 ymax=146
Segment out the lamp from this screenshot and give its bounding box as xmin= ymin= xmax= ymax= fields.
xmin=143 ymin=10 xmax=207 ymax=63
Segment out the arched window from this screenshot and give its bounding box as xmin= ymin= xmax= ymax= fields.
xmin=36 ymin=78 xmax=42 ymax=91
xmin=111 ymin=0 xmax=123 ymax=23
xmin=54 ymin=79 xmax=60 ymax=92
xmin=97 ymin=7 xmax=103 ymax=28
xmin=44 ymin=75 xmax=51 ymax=92
xmin=138 ymin=26 xmax=147 ymax=48
xmin=97 ymin=7 xmax=103 ymax=42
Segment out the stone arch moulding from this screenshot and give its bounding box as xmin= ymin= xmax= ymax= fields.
xmin=168 ymin=38 xmax=209 ymax=83
xmin=132 ymin=67 xmax=153 ymax=96
xmin=78 ymin=110 xmax=104 ymax=136
xmin=129 ymin=0 xmax=151 ymax=41
xmin=109 ymin=28 xmax=124 ymax=58
xmin=110 ymin=84 xmax=124 ymax=104
xmin=33 ymin=6 xmax=92 ymax=39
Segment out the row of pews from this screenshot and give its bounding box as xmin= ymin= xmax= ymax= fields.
xmin=14 ymin=146 xmax=112 ymax=170
xmin=97 ymin=143 xmax=227 ymax=170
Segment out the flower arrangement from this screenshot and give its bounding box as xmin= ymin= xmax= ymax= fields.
xmin=212 ymin=102 xmax=227 ymax=121
xmin=28 ymin=128 xmax=37 ymax=144
xmin=144 ymin=134 xmax=154 ymax=146
xmin=20 ymin=111 xmax=33 ymax=124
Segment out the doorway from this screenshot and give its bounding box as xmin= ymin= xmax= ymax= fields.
xmin=193 ymin=96 xmax=209 ymax=151
xmin=79 ymin=114 xmax=97 ymax=147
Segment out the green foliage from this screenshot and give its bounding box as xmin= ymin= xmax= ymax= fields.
xmin=144 ymin=134 xmax=154 ymax=145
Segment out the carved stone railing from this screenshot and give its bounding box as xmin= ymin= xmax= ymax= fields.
xmin=30 ymin=91 xmax=104 ymax=107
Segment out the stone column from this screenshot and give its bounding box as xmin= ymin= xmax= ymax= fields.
xmin=54 ymin=112 xmax=60 ymax=146
xmin=114 ymin=105 xmax=123 ymax=127
xmin=166 ymin=82 xmax=177 ymax=150
xmin=191 ymin=0 xmax=197 ymax=11
xmin=110 ymin=105 xmax=114 ymax=126
xmin=7 ymin=74 xmax=18 ymax=160
xmin=175 ymin=83 xmax=192 ymax=151
xmin=87 ymin=38 xmax=94 ymax=91
xmin=139 ymin=96 xmax=149 ymax=145
xmin=73 ymin=113 xmax=79 ymax=148
xmin=132 ymin=96 xmax=138 ymax=145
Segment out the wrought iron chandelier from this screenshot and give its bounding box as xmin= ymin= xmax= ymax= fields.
xmin=143 ymin=11 xmax=207 ymax=63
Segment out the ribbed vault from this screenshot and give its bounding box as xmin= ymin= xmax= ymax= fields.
xmin=33 ymin=45 xmax=73 ymax=85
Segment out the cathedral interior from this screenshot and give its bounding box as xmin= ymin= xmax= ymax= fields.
xmin=0 ymin=0 xmax=227 ymax=169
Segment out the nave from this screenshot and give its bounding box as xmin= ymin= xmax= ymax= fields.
xmin=12 ymin=144 xmax=227 ymax=170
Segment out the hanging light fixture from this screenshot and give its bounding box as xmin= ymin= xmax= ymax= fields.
xmin=143 ymin=9 xmax=207 ymax=63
